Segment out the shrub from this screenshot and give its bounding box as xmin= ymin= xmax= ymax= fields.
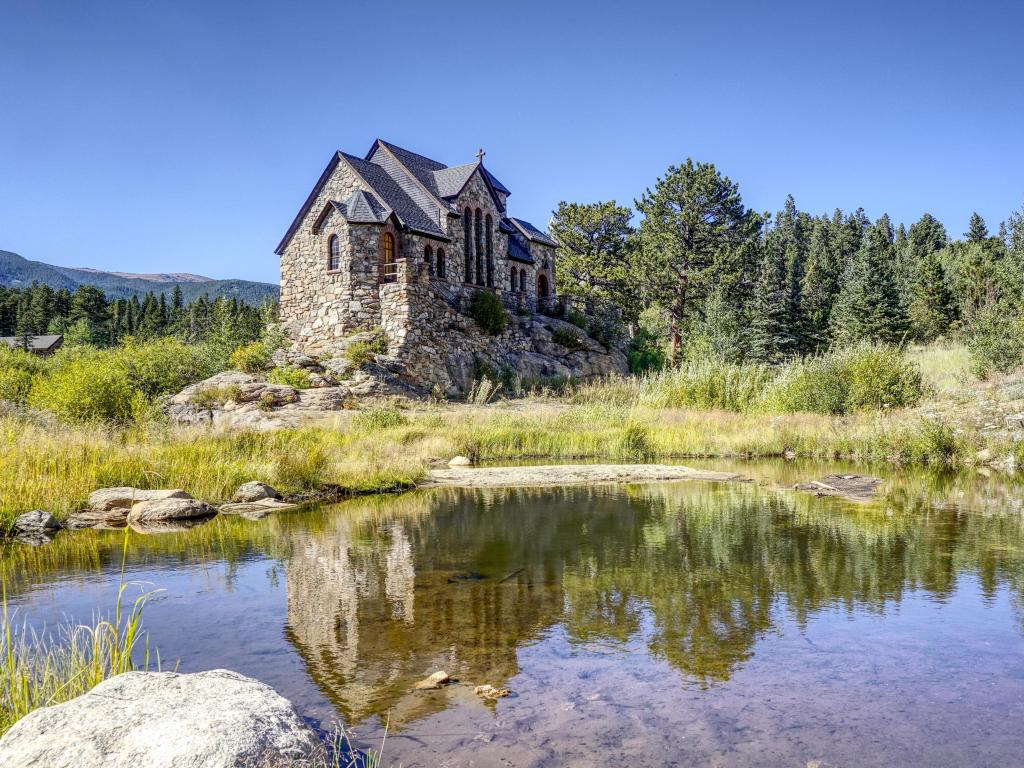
xmin=843 ymin=344 xmax=923 ymax=410
xmin=345 ymin=335 xmax=388 ymax=366
xmin=627 ymin=329 xmax=666 ymax=373
xmin=550 ymin=326 xmax=585 ymax=351
xmin=760 ymin=344 xmax=922 ymax=414
xmin=191 ymin=384 xmax=242 ymax=408
xmin=0 ymin=349 xmax=47 ymax=404
xmin=965 ymin=305 xmax=1024 ymax=378
xmin=120 ymin=338 xmax=221 ymax=398
xmin=28 ymin=349 xmax=134 ymax=424
xmin=353 ymin=406 xmax=408 ymax=430
xmin=267 ymin=366 xmax=312 ymax=389
xmin=468 ymin=290 xmax=508 ymax=335
xmin=230 ymin=341 xmax=272 ymax=373
xmin=566 ymin=308 xmax=588 ymax=329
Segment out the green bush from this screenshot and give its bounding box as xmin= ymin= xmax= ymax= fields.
xmin=266 ymin=366 xmax=312 ymax=389
xmin=345 ymin=335 xmax=388 ymax=366
xmin=468 ymin=290 xmax=508 ymax=335
xmin=760 ymin=344 xmax=923 ymax=414
xmin=965 ymin=305 xmax=1024 ymax=378
xmin=0 ymin=349 xmax=48 ymax=404
xmin=120 ymin=338 xmax=221 ymax=398
xmin=353 ymin=406 xmax=408 ymax=430
xmin=28 ymin=349 xmax=135 ymax=424
xmin=550 ymin=325 xmax=585 ymax=351
xmin=230 ymin=341 xmax=272 ymax=373
xmin=566 ymin=308 xmax=588 ymax=329
xmin=627 ymin=329 xmax=666 ymax=373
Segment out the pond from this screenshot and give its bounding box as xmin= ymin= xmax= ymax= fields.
xmin=5 ymin=465 xmax=1024 ymax=767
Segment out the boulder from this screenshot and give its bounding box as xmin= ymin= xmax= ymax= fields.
xmin=219 ymin=499 xmax=297 ymax=518
xmin=88 ymin=487 xmax=191 ymax=513
xmin=127 ymin=498 xmax=214 ymax=524
xmin=13 ymin=509 xmax=60 ymax=533
xmin=448 ymin=456 xmax=472 ymax=467
xmin=0 ymin=669 xmax=321 ymax=767
xmin=233 ymin=481 xmax=281 ymax=503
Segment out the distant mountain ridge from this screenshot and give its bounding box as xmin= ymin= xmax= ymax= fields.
xmin=0 ymin=250 xmax=279 ymax=304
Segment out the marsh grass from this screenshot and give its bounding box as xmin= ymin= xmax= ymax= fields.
xmin=0 ymin=535 xmax=157 ymax=735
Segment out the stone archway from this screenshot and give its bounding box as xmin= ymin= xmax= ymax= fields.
xmin=537 ymin=273 xmax=549 ymax=299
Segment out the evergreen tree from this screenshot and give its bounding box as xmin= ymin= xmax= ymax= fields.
xmin=829 ymin=215 xmax=908 ymax=345
xmin=909 ymin=252 xmax=958 ymax=342
xmin=747 ymin=239 xmax=796 ymax=363
xmin=801 ymin=215 xmax=842 ymax=348
xmin=635 ymin=159 xmax=761 ymax=360
xmin=967 ymin=212 xmax=989 ymax=242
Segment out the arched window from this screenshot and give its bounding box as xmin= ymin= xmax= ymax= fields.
xmin=485 ymin=214 xmax=494 ymax=287
xmin=537 ymin=273 xmax=549 ymax=298
xmin=381 ymin=232 xmax=397 ymax=282
xmin=474 ymin=209 xmax=483 ymax=285
xmin=510 ymin=269 xmax=517 ymax=292
xmin=520 ymin=268 xmax=527 ymax=293
xmin=463 ymin=208 xmax=473 ymax=283
xmin=327 ymin=235 xmax=340 ymax=271
xmin=436 ymin=248 xmax=446 ymax=278
xmin=424 ymin=245 xmax=433 ymax=276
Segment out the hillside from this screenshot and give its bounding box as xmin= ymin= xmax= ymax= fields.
xmin=0 ymin=250 xmax=279 ymax=304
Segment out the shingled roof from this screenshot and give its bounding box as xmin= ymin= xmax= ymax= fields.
xmin=275 ymin=141 xmax=521 ymax=255
xmin=332 ymin=189 xmax=389 ymax=223
xmin=509 ymin=217 xmax=558 ymax=247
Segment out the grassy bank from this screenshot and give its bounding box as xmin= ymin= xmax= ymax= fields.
xmin=2 ymin=398 xmax=1014 ymax=530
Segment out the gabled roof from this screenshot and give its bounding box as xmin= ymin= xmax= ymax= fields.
xmin=433 ymin=163 xmax=477 ymax=198
xmin=331 ymin=189 xmax=389 ymax=223
xmin=1 ymin=334 xmax=63 ymax=352
xmin=339 ymin=153 xmax=447 ymax=239
xmin=276 ymin=140 xmax=516 ymax=255
xmin=509 ymin=217 xmax=558 ymax=247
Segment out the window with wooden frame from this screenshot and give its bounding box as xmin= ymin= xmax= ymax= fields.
xmin=381 ymin=232 xmax=397 ymax=282
xmin=327 ymin=235 xmax=341 ymax=271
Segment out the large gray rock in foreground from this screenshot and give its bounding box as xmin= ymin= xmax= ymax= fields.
xmin=233 ymin=481 xmax=281 ymax=503
xmin=0 ymin=669 xmax=321 ymax=767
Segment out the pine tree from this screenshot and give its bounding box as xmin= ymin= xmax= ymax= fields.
xmin=967 ymin=212 xmax=989 ymax=242
xmin=909 ymin=252 xmax=958 ymax=342
xmin=801 ymin=216 xmax=841 ymax=348
xmin=829 ymin=215 xmax=909 ymax=345
xmin=747 ymin=241 xmax=796 ymax=363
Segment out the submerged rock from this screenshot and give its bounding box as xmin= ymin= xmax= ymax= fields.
xmin=794 ymin=474 xmax=882 ymax=502
xmin=0 ymin=669 xmax=321 ymax=767
xmin=219 ymin=498 xmax=297 ymax=518
xmin=13 ymin=509 xmax=60 ymax=533
xmin=127 ymin=498 xmax=214 ymax=524
xmin=414 ymin=671 xmax=452 ymax=690
xmin=233 ymin=481 xmax=281 ymax=503
xmin=474 ymin=684 xmax=511 ymax=699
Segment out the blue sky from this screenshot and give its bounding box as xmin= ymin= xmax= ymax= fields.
xmin=2 ymin=0 xmax=1022 ymax=284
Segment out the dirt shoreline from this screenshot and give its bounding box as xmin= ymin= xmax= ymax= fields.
xmin=422 ymin=463 xmax=751 ymax=489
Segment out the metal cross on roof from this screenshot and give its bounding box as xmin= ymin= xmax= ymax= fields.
xmin=476 ymin=148 xmax=485 ymax=162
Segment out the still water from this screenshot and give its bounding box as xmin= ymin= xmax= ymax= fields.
xmin=5 ymin=466 xmax=1024 ymax=767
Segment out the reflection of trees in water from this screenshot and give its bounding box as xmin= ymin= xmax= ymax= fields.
xmin=5 ymin=472 xmax=1024 ymax=724
xmin=283 ymin=481 xmax=1024 ymax=719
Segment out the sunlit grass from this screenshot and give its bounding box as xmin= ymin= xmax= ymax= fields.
xmin=0 ymin=536 xmax=157 ymax=735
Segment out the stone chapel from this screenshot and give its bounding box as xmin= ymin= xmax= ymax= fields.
xmin=275 ymin=139 xmax=558 ymax=352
